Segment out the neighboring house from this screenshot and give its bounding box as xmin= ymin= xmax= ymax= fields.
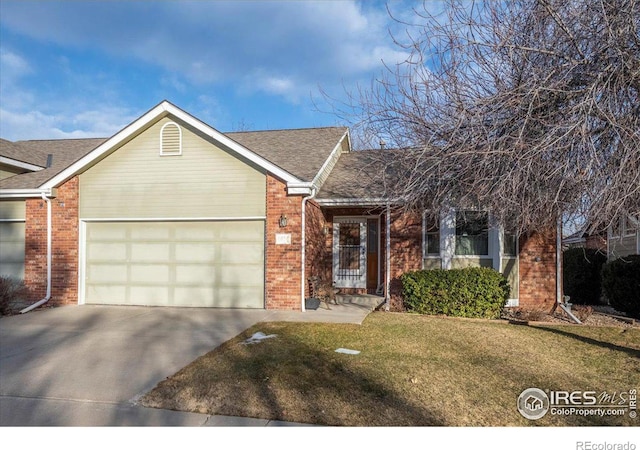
xmin=607 ymin=214 xmax=640 ymax=261
xmin=0 ymin=101 xmax=560 ymax=312
xmin=562 ymin=229 xmax=607 ymax=253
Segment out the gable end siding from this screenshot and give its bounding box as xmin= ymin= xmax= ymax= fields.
xmin=79 ymin=118 xmax=266 ymax=219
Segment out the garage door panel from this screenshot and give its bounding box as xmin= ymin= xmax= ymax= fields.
xmin=220 ymin=265 xmax=263 ymax=285
xmin=88 ymin=264 xmax=128 ymax=283
xmin=87 ymin=285 xmax=127 ymax=303
xmin=0 ymin=221 xmax=25 ymax=279
xmin=130 ymin=264 xmax=170 ymax=283
xmin=87 ymin=243 xmax=127 ymax=261
xmin=130 ymin=286 xmax=170 ymax=305
xmin=131 ymin=243 xmax=171 ymax=262
xmin=130 ymin=226 xmax=170 ymax=240
xmin=88 ymin=225 xmax=126 ymax=240
xmin=84 ymin=221 xmax=264 ymax=308
xmin=174 ymin=243 xmax=216 ymax=262
xmin=220 ymin=243 xmax=263 ymax=263
xmin=175 ymin=265 xmax=215 ymax=284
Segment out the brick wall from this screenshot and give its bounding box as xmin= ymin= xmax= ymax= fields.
xmin=24 ymin=177 xmax=79 ymax=306
xmin=518 ymin=230 xmax=557 ymax=311
xmin=388 ymin=209 xmax=423 ymax=311
xmin=305 ymin=200 xmax=331 ymax=296
xmin=265 ymin=174 xmax=302 ymax=310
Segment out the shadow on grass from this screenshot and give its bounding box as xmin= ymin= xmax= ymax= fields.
xmin=143 ymin=324 xmax=447 ymax=426
xmin=534 ymin=326 xmax=640 ymax=359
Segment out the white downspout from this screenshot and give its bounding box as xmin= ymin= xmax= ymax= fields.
xmin=301 ymin=187 xmax=317 ymax=312
xmin=21 ymin=193 xmax=52 ymax=313
xmin=385 ymin=204 xmax=391 ymax=311
xmin=556 ymin=215 xmax=581 ymax=324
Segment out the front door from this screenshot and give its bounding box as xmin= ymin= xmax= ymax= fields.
xmin=367 ymin=219 xmax=379 ymax=290
xmin=333 ymin=218 xmax=367 ymax=288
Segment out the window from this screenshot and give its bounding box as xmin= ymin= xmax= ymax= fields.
xmin=160 ymin=122 xmax=182 ymax=156
xmin=455 ymin=210 xmax=488 ymax=256
xmin=424 ymin=215 xmax=440 ymax=256
xmin=503 ymin=231 xmax=517 ymax=256
xmin=623 ymin=216 xmax=638 ymax=237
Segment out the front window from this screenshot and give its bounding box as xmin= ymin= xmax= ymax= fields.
xmin=424 ymin=216 xmax=440 ymax=256
xmin=455 ymin=211 xmax=489 ymax=256
xmin=503 ymin=231 xmax=517 ymax=256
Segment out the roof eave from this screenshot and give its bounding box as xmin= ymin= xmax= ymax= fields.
xmin=0 ymin=188 xmax=57 ymax=199
xmin=315 ymin=197 xmax=397 ymax=207
xmin=39 ymin=101 xmax=303 ymax=190
xmin=0 ymin=156 xmax=45 ymax=172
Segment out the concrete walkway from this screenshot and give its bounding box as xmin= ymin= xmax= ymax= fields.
xmin=0 ymin=302 xmax=378 ymax=426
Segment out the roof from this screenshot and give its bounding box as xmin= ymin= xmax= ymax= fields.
xmin=0 ymin=138 xmax=50 ymax=168
xmin=0 ymin=138 xmax=107 ymax=189
xmin=227 ymin=127 xmax=347 ymax=182
xmin=316 ymin=149 xmax=403 ymax=201
xmin=0 ymin=108 xmax=347 ymax=191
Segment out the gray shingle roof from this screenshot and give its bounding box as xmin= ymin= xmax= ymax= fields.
xmin=0 ymin=138 xmax=49 ymax=168
xmin=0 ymin=127 xmax=347 ymax=190
xmin=316 ymin=149 xmax=404 ymax=200
xmin=0 ymin=138 xmax=107 ymax=189
xmin=227 ymin=127 xmax=347 ymax=182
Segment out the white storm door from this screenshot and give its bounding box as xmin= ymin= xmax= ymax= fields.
xmin=333 ymin=218 xmax=367 ymax=288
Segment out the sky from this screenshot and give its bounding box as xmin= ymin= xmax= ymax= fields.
xmin=0 ymin=0 xmax=420 ymax=141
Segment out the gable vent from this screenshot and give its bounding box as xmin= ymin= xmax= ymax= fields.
xmin=160 ymin=122 xmax=182 ymax=156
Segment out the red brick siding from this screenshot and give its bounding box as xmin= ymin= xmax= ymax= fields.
xmin=24 ymin=177 xmax=79 ymax=306
xmin=265 ymin=174 xmax=302 ymax=310
xmin=305 ymin=200 xmax=331 ymax=296
xmin=388 ymin=209 xmax=422 ymax=311
xmin=518 ymin=230 xmax=557 ymax=311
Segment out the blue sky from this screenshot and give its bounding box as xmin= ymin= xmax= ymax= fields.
xmin=0 ymin=0 xmax=419 ymax=141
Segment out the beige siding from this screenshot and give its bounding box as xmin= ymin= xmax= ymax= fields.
xmin=84 ymin=221 xmax=264 ymax=308
xmin=422 ymin=258 xmax=442 ymax=270
xmin=502 ymin=257 xmax=519 ymax=300
xmin=451 ymin=257 xmax=493 ymax=269
xmin=609 ymin=236 xmax=638 ymax=260
xmin=79 ymin=117 xmax=266 ymax=219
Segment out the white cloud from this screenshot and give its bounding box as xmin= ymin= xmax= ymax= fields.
xmin=0 ymin=1 xmax=410 ymax=101
xmin=0 ymin=106 xmax=137 ymax=141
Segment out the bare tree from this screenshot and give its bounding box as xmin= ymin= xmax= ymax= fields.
xmin=339 ymin=0 xmax=640 ymax=234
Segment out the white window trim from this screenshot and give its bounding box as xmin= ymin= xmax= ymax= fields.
xmin=160 ymin=121 xmax=183 ymax=156
xmin=422 ymin=210 xmax=441 ymax=259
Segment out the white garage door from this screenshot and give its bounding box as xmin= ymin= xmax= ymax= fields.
xmin=0 ymin=221 xmax=25 ymax=279
xmin=84 ymin=221 xmax=264 ymax=308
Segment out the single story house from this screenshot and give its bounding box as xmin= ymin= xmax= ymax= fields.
xmin=607 ymin=215 xmax=640 ymax=261
xmin=0 ymin=101 xmax=560 ymax=312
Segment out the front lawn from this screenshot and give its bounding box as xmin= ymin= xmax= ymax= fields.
xmin=140 ymin=313 xmax=640 ymax=426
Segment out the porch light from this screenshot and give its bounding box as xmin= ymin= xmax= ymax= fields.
xmin=279 ymin=214 xmax=288 ymax=228
xmin=323 ymin=224 xmax=330 ymax=235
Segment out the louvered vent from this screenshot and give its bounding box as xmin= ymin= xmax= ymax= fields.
xmin=160 ymin=122 xmax=182 ymax=156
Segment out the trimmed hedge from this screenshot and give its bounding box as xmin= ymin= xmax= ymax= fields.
xmin=401 ymin=267 xmax=510 ymax=319
xmin=562 ymin=248 xmax=607 ymax=305
xmin=601 ymin=255 xmax=640 ymax=319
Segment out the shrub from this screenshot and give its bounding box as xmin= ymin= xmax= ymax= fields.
xmin=562 ymin=248 xmax=607 ymax=304
xmin=0 ymin=276 xmax=28 ymax=316
xmin=401 ymin=267 xmax=510 ymax=319
xmin=601 ymin=255 xmax=640 ymax=318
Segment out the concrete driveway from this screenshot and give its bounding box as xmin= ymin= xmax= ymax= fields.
xmin=0 ymin=303 xmax=373 ymax=426
xmin=0 ymin=305 xmax=293 ymax=426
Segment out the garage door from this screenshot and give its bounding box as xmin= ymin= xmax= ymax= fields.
xmin=84 ymin=221 xmax=264 ymax=308
xmin=0 ymin=221 xmax=25 ymax=279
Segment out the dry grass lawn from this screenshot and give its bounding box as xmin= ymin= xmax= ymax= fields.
xmin=140 ymin=312 xmax=640 ymax=426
